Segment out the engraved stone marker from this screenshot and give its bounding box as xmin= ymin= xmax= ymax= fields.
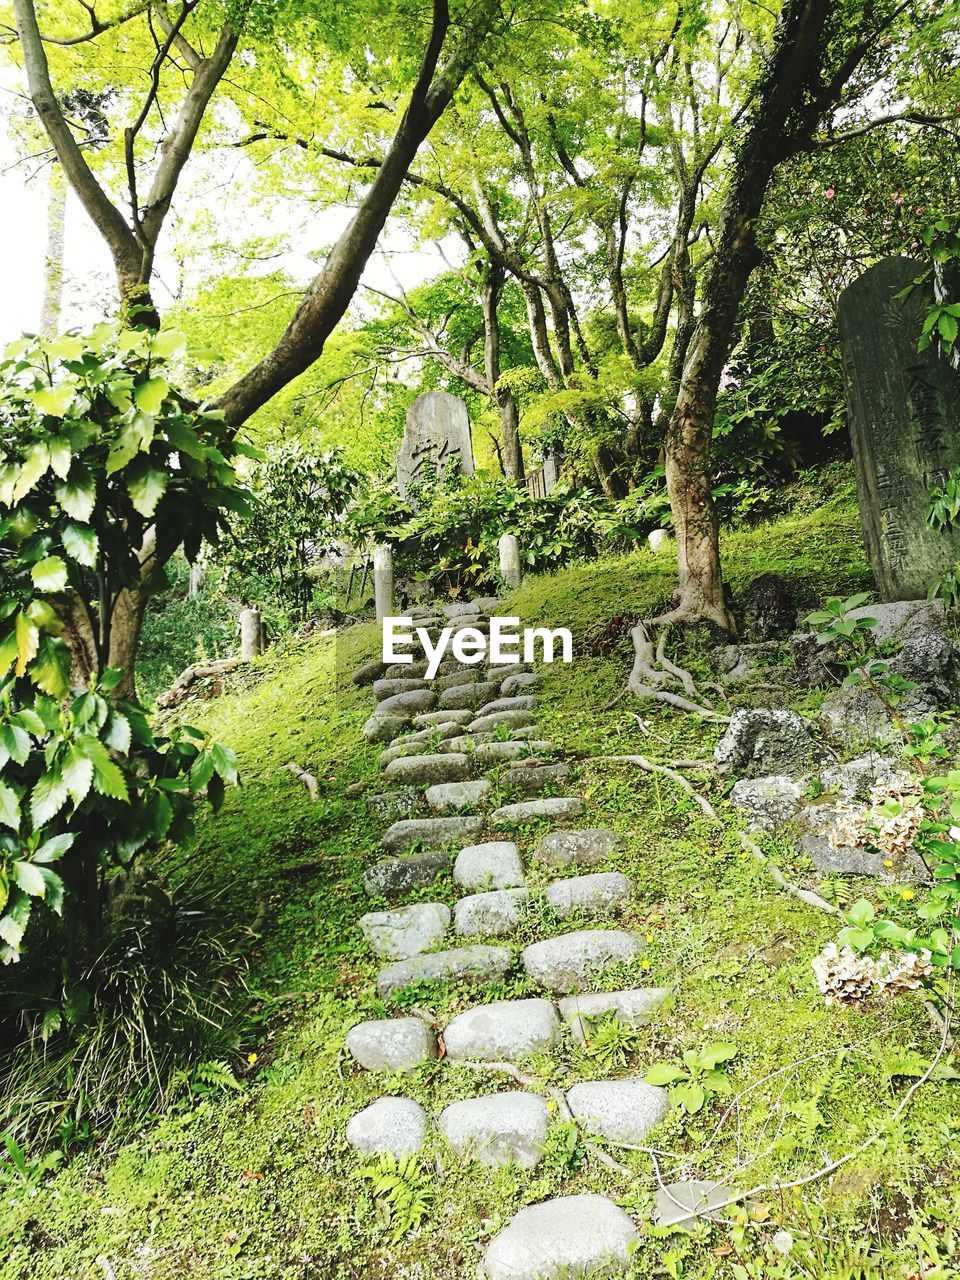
xmin=397 ymin=391 xmax=474 ymax=500
xmin=838 ymin=256 xmax=960 ymax=601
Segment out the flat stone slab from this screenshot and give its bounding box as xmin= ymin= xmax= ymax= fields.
xmin=492 ymin=797 xmax=585 ymax=827
xmin=455 ymin=888 xmax=530 ymax=937
xmin=346 ymin=1097 xmax=427 ymax=1157
xmin=443 ymin=997 xmax=560 ymax=1061
xmin=364 ymin=789 xmax=422 ymax=825
xmin=440 ymin=1092 xmax=549 ymax=1170
xmin=475 ymin=695 xmax=536 ymax=716
xmin=359 ymin=902 xmax=451 ymax=959
xmin=345 ymin=1017 xmax=437 ymax=1072
xmin=373 ymin=677 xmax=432 ymax=700
xmin=501 ymin=764 xmax=572 ymax=797
xmin=425 ymin=779 xmax=491 ymax=813
xmin=522 ymin=929 xmax=641 ymax=993
xmin=434 ymin=669 xmax=482 ymax=691
xmin=412 ymin=708 xmax=474 ymax=727
xmin=378 ymin=724 xmax=462 ymax=766
xmin=454 ymin=841 xmax=525 ymax=890
xmin=545 ymin=872 xmax=632 ymax=917
xmin=363 ymin=713 xmax=408 ymax=744
xmin=382 ymin=815 xmax=484 ymax=855
xmin=376 ymin=945 xmax=512 ymax=997
xmin=476 ymin=740 xmax=554 ymax=765
xmin=438 ymin=681 xmax=501 ymax=710
xmin=535 ymin=828 xmax=619 ymax=869
xmin=653 ymin=1180 xmax=740 ymax=1229
xmin=480 ymin=1194 xmax=639 ymax=1280
xmin=470 ymin=709 xmax=536 ymax=734
xmin=559 ymin=988 xmax=668 ymax=1043
xmin=376 ymin=688 xmax=437 ymax=718
xmin=383 ymin=752 xmax=473 ymax=786
xmin=566 ymin=1077 xmax=669 ymax=1143
xmin=363 ymin=850 xmax=449 ymax=899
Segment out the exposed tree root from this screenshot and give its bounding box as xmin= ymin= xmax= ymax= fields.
xmin=284 ymin=762 xmax=321 ymax=801
xmin=599 ymin=754 xmax=722 ymax=825
xmin=156 ymin=657 xmax=243 ymax=709
xmin=627 ymin=623 xmax=729 ymax=722
xmin=739 ymin=832 xmax=842 ymax=917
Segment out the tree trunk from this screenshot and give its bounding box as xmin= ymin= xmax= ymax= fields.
xmin=40 ymin=161 xmax=66 ymax=336
xmin=107 ymin=588 xmax=148 ymax=699
xmin=497 ymin=389 xmax=524 ymax=482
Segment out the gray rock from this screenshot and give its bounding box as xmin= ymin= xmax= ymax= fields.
xmin=373 ymin=677 xmax=432 ymax=700
xmin=819 ymin=752 xmax=898 ymax=801
xmin=363 ymin=850 xmax=450 ymax=900
xmin=439 ymin=733 xmax=491 ymax=753
xmin=345 ymin=1017 xmax=437 ymax=1072
xmin=739 ymin=572 xmax=796 ymax=641
xmin=376 ymin=688 xmax=437 ymax=718
xmin=359 ymin=902 xmax=451 ymax=959
xmin=501 ymin=671 xmax=540 ymax=695
xmin=648 ymin=528 xmax=672 ymax=551
xmin=363 ymin=714 xmax=408 ymax=744
xmin=475 ymin=695 xmax=536 ymax=717
xmin=566 ymin=1077 xmax=669 ymax=1143
xmin=439 ymin=1092 xmax=549 ymax=1169
xmin=545 ymin=872 xmax=632 ymax=917
xmin=711 ymin=641 xmax=788 ymax=687
xmin=439 ymin=681 xmax=501 ymax=710
xmin=492 ymin=797 xmax=585 ymax=827
xmin=351 ymin=658 xmax=386 ymax=687
xmin=381 ymin=815 xmax=485 ymax=855
xmin=792 ymin=802 xmax=926 ymax=880
xmin=487 ymin=662 xmax=534 ymax=683
xmin=454 ymin=841 xmax=525 ymax=890
xmin=850 ymin=599 xmax=946 ymax=643
xmin=413 ymin=708 xmax=474 ymax=727
xmin=444 ymin=601 xmax=487 ymax=619
xmin=376 ymin=944 xmax=512 ymax=997
xmin=425 ymin=779 xmax=491 ymax=813
xmin=443 ymin=997 xmax=560 ymax=1061
xmin=500 ymin=764 xmax=572 ymax=797
xmin=476 ymin=741 xmax=554 ymax=765
xmin=536 ymin=828 xmax=619 ymax=869
xmin=559 ymin=988 xmax=668 ymax=1044
xmin=384 ymin=752 xmax=473 ymax=787
xmin=364 ymin=789 xmax=423 ymax=825
xmin=480 ymin=1194 xmax=639 ymax=1280
xmin=817 ymin=686 xmax=908 ymax=748
xmin=345 ymin=1097 xmax=427 ymax=1157
xmin=384 ymin=660 xmax=429 ymax=679
xmin=433 ymin=669 xmax=482 ymax=691
xmin=470 ymin=709 xmax=535 ymax=734
xmin=522 ymin=930 xmax=641 ymax=993
xmin=378 ymin=725 xmax=462 ymax=766
xmin=729 ymin=775 xmax=804 ymax=833
xmin=653 ymin=1180 xmax=739 ymax=1229
xmin=715 ymin=708 xmax=826 ymax=778
xmin=454 ymin=888 xmax=531 ymax=937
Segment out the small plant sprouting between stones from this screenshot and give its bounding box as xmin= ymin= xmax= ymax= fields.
xmin=644 ymin=1042 xmax=738 ymax=1114
xmin=581 ymin=1011 xmax=641 ymax=1069
xmin=360 ymin=1154 xmax=434 ymax=1242
xmin=538 ymin=1118 xmax=583 ymax=1175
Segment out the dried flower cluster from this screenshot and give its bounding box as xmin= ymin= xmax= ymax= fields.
xmin=830 ymin=773 xmax=924 ymax=863
xmin=812 ymin=943 xmax=932 ymax=1006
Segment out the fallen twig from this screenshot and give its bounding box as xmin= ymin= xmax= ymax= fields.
xmin=599 ymin=754 xmax=722 ymax=825
xmin=285 ymin=761 xmax=321 ymax=802
xmin=739 ymin=832 xmax=842 ymax=917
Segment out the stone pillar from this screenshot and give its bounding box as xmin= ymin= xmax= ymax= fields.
xmin=498 ymin=533 xmax=522 ymax=590
xmin=373 ymin=544 xmax=395 ymax=623
xmin=239 ymin=607 xmax=263 ymax=661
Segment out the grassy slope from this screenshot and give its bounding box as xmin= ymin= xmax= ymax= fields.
xmin=5 ymin=501 xmax=960 ymax=1279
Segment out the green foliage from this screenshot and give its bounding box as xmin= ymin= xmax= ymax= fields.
xmin=580 ymin=1011 xmax=641 ymax=1069
xmin=645 ymin=1042 xmax=738 ymax=1115
xmin=359 ymin=1154 xmax=434 ymax=1241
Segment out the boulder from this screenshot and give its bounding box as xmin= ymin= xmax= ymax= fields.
xmin=383 ymin=752 xmax=473 ymax=787
xmin=792 ymin=802 xmax=926 ymax=880
xmin=544 ymin=872 xmax=633 ymax=917
xmin=442 ymin=997 xmax=560 ymax=1061
xmin=492 ymin=798 xmax=585 ymax=827
xmin=362 ymin=850 xmax=449 ymax=900
xmin=738 ymin=572 xmax=797 ymax=641
xmin=363 ymin=714 xmax=408 ymax=744
xmin=351 ymin=658 xmax=386 ymax=687
xmin=358 ymin=902 xmax=451 ymax=960
xmin=439 ymin=1092 xmax=549 ymax=1170
xmin=535 ymin=828 xmax=619 ymax=869
xmin=454 ymin=888 xmax=531 ymax=937
xmin=819 ymin=752 xmax=898 ymax=801
xmin=559 ymin=988 xmax=668 ymax=1044
xmin=373 ymin=677 xmax=431 ymax=700
xmin=454 ymin=841 xmax=525 ymax=890
xmin=566 ymin=1077 xmax=669 ymax=1143
xmin=715 ymin=708 xmax=826 ymax=778
xmin=729 ymin=775 xmax=804 ymax=833
xmin=345 ymin=1097 xmax=427 ymax=1157
xmin=522 ymin=929 xmax=641 ymax=993
xmin=501 ymin=671 xmax=540 ymax=696
xmin=376 ymin=688 xmax=437 ymax=718
xmin=381 ymin=815 xmax=484 ymax=855
xmin=345 ymin=1017 xmax=437 ymax=1072
xmin=376 ymin=944 xmax=512 ymax=997
xmin=439 ymin=681 xmax=501 ymax=710
xmin=425 ymin=779 xmax=491 ymax=813
xmin=474 ymin=695 xmax=537 ymax=717
xmin=480 ymin=1194 xmax=639 ymax=1280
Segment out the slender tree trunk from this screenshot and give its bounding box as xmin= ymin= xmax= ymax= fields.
xmin=497 ymin=389 xmax=524 ymax=481
xmin=40 ymin=161 xmax=66 ymax=336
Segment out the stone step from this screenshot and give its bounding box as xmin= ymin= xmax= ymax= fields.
xmin=470 ymin=709 xmax=536 ymax=734
xmin=376 ymin=944 xmax=512 ymax=997
xmin=364 ymin=789 xmax=423 ymax=825
xmin=491 ymin=797 xmax=585 ymax=827
xmin=352 ymin=658 xmax=387 ymax=686
xmin=345 ymin=1017 xmax=438 ymax=1072
xmin=363 ymin=850 xmax=450 ymax=900
xmin=346 ymin=1097 xmax=426 ymax=1157
xmin=358 ymin=902 xmax=451 ymax=960
xmin=565 ymin=1077 xmax=669 ymax=1144
xmin=378 ymin=724 xmax=464 ymax=767
xmin=437 ymin=732 xmax=494 ymax=753
xmin=501 ymin=671 xmax=540 ymax=695
xmin=559 ymin=988 xmax=668 ymax=1043
xmin=454 ymin=841 xmax=525 ymax=890
xmin=474 ymin=694 xmax=537 ymax=717
xmin=412 ymin=708 xmax=474 ymax=727
xmin=434 ymin=669 xmax=483 ymax=691
xmin=544 ymin=871 xmax=632 ymax=917
xmin=363 ymin=713 xmax=409 ymax=744
xmin=486 ymin=661 xmax=533 ymax=682
xmin=381 ymin=815 xmax=485 ymax=855
xmin=438 ymin=681 xmax=502 ymax=710
xmin=383 ymin=752 xmax=473 ymax=787
xmin=499 ymin=763 xmax=572 ymax=797
xmin=522 ymin=929 xmax=641 ymax=993
xmin=377 ymin=688 xmax=437 ymax=718
xmin=373 ymin=676 xmax=432 ymax=700
xmin=480 ymin=1194 xmax=639 ymax=1280
xmin=443 ymin=997 xmax=559 ymax=1061
xmin=444 ymin=599 xmax=498 ymax=619
xmin=454 ymin=888 xmax=530 ymax=937
xmin=425 ymin=779 xmax=491 ymax=813
xmin=384 ymin=659 xmax=429 ymax=679
xmin=475 ymin=740 xmax=554 ymax=766
xmin=439 ymin=1092 xmax=549 ymax=1170
xmin=535 ymin=828 xmax=619 ymax=868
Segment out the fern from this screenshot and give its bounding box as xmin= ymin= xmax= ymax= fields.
xmin=361 ymin=1154 xmax=434 ymax=1241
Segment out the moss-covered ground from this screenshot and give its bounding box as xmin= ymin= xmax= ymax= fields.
xmin=4 ymin=497 xmax=960 ymax=1279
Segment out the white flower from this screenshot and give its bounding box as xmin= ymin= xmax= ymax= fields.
xmin=772 ymin=1230 xmax=794 ymax=1254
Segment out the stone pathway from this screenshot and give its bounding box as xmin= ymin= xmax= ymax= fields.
xmin=346 ymin=597 xmax=676 ymax=1277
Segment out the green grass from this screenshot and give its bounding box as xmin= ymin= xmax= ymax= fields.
xmin=4 ymin=502 xmax=960 ymax=1279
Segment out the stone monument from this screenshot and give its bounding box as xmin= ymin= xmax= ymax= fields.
xmin=838 ymin=256 xmax=960 ymax=601
xmin=396 ymin=391 xmax=474 ymax=500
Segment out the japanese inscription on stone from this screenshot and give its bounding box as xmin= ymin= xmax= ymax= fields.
xmin=837 ymin=256 xmax=960 ymax=601
xmin=396 ymin=391 xmax=474 ymax=500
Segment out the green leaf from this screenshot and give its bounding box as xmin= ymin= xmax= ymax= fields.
xmin=938 ymin=313 xmax=959 ymax=344
xmin=62 ymin=746 xmax=94 ymax=806
xmin=12 ymin=443 xmax=50 ymax=503
xmin=190 ymin=749 xmax=216 ymax=792
xmin=55 ymin=471 xmax=96 ymax=522
xmin=645 ymin=1062 xmax=687 ymax=1085
xmin=0 ymin=723 xmax=30 ymax=766
xmin=0 ymin=629 xmax=18 ymax=678
xmin=150 ymin=330 xmax=187 ymax=359
xmin=698 ymin=1041 xmax=738 ymax=1069
xmin=0 ymin=782 xmax=20 ymax=830
xmin=45 ymin=335 xmax=84 ymax=361
xmin=13 ymin=861 xmax=46 ymax=897
xmin=106 ymin=422 xmax=144 ymax=476
xmin=78 ymin=738 xmax=128 ymax=801
xmin=210 ymin=742 xmax=239 ymax=785
xmin=38 ymin=867 xmax=64 ymax=914
xmin=48 ymin=437 xmax=72 ymax=480
xmin=847 ymin=897 xmax=876 ymax=928
xmin=30 ymin=771 xmax=69 ymax=826
xmin=126 ymin=460 xmax=169 ymax=517
xmin=62 ymin=522 xmax=99 ymax=568
xmin=32 ymin=383 xmax=75 ymax=415
xmin=0 ymin=894 xmax=30 ymax=952
xmin=14 ymin=612 xmax=39 ymax=676
xmin=34 ymin=833 xmax=74 ymax=863
xmin=102 ymin=712 xmax=131 ymax=755
xmin=674 ymin=1081 xmax=706 ymax=1114
xmin=31 ymin=555 xmax=69 ymax=593
xmin=29 ymin=636 xmax=72 ymax=698
xmin=134 ymin=376 xmax=169 ymax=415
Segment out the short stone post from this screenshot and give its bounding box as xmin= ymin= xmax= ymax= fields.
xmin=647 ymin=528 xmax=671 ymax=552
xmin=373 ymin=544 xmax=395 ymax=623
xmin=498 ymin=532 xmax=522 ymax=590
xmin=239 ymin=607 xmax=264 ymax=661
